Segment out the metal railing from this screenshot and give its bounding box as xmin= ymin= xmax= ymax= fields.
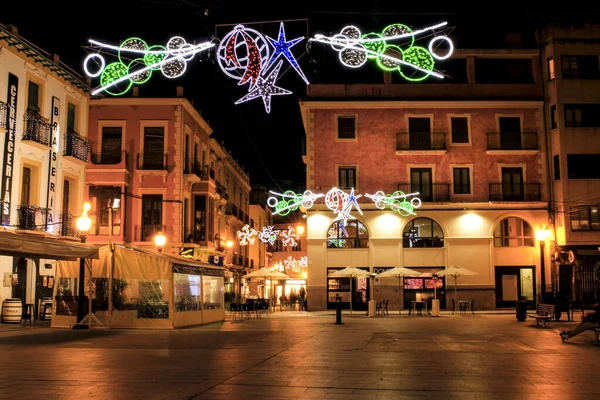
xmin=397 ymin=183 xmax=449 ymax=202
xmin=396 ymin=132 xmax=446 ymax=151
xmin=0 ymin=101 xmax=8 ymax=130
xmin=487 ymin=132 xmax=538 ymax=150
xmin=17 ymin=205 xmax=48 ymax=231
xmin=59 ymin=213 xmax=78 ymax=237
xmin=62 ymin=130 xmax=89 ymax=162
xmin=90 ymin=151 xmax=127 ymax=165
xmin=23 ymin=112 xmax=52 ymax=147
xmin=184 ymin=158 xmax=203 ymax=176
xmin=134 ymin=224 xmax=170 ymax=242
xmin=489 ymin=183 xmax=541 ymax=201
xmin=136 ymin=153 xmax=168 ymax=170
xmin=216 ymin=182 xmax=228 ymax=199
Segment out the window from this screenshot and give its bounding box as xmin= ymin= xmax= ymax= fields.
xmin=570 ymin=205 xmax=600 ymax=231
xmin=564 ymin=104 xmax=600 ymax=127
xmin=338 ymin=166 xmax=356 ymax=189
xmin=67 ymin=103 xmax=76 ymax=132
xmin=548 ymin=57 xmax=555 ymax=80
xmin=337 ymin=116 xmax=356 ymax=139
xmin=451 ymin=117 xmax=469 ymax=144
xmin=21 ymin=167 xmax=31 ymax=206
xmin=411 ymin=168 xmax=432 ymax=202
xmin=143 ymin=127 xmax=165 ymax=169
xmin=101 ymin=127 xmax=122 ymax=164
xmin=567 ymin=154 xmax=600 ymax=179
xmin=550 ymin=105 xmax=557 ymax=129
xmin=27 ymin=81 xmax=40 ymax=113
xmin=494 ymin=217 xmax=534 ymax=247
xmin=327 ymin=220 xmax=369 ymax=248
xmin=553 ymin=155 xmax=560 ymax=180
xmin=453 ymin=167 xmax=471 ymax=194
xmin=561 ymin=55 xmax=600 ymax=79
xmin=142 ymin=194 xmax=162 ymax=241
xmin=402 ymin=217 xmax=444 ymax=248
xmin=89 ymin=185 xmax=121 ymax=236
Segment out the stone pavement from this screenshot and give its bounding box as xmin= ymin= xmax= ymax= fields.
xmin=0 ymin=311 xmax=599 ymax=400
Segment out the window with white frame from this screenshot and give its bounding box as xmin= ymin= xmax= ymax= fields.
xmin=338 ymin=166 xmax=357 ymax=189
xmin=452 ymin=167 xmax=471 ymax=194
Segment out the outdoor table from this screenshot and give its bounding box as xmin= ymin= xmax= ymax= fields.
xmin=411 ymin=300 xmax=428 ymax=316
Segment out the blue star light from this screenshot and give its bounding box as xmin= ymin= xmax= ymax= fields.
xmin=266 ymin=22 xmax=310 ymax=84
xmin=234 ymin=59 xmax=292 ymax=113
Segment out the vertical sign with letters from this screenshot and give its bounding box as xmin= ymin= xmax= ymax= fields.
xmin=46 ymin=96 xmax=60 ymax=232
xmin=1 ymin=73 xmax=18 ymax=226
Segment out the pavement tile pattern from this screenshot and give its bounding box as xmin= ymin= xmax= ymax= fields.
xmin=0 ymin=311 xmax=598 ymax=399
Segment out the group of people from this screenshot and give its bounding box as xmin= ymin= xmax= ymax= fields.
xmin=277 ymin=286 xmax=307 ymax=311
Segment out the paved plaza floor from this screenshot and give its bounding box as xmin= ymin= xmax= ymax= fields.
xmin=1 ymin=311 xmax=599 ymax=399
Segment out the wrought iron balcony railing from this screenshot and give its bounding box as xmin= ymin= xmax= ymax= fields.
xmin=486 ymin=132 xmax=539 ymax=151
xmin=184 ymin=158 xmax=203 ymax=176
xmin=90 ymin=151 xmax=127 ymax=165
xmin=62 ymin=130 xmax=89 ymax=162
xmin=216 ymin=182 xmax=228 ymax=199
xmin=225 ymin=203 xmax=238 ymax=217
xmin=23 ymin=112 xmax=52 ymax=147
xmin=396 ymin=132 xmax=446 ymax=151
xmin=17 ymin=205 xmax=49 ymax=231
xmin=136 ymin=153 xmax=168 ymax=170
xmin=489 ymin=183 xmax=541 ymax=201
xmin=0 ymin=101 xmax=8 ymax=130
xmin=134 ymin=224 xmax=170 ymax=242
xmin=59 ymin=213 xmax=78 ymax=237
xmin=397 ymin=183 xmax=450 ymax=202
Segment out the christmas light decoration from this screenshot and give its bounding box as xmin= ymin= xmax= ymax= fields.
xmin=280 ymin=226 xmax=300 ymax=247
xmin=325 ymin=187 xmax=363 ymax=228
xmin=309 ymin=21 xmax=453 ymax=81
xmin=257 ymin=225 xmax=280 ymax=245
xmin=234 ymin=60 xmax=291 ymax=113
xmin=217 ymin=23 xmax=308 ymax=113
xmin=363 ymin=190 xmax=422 ymax=216
xmin=83 ymin=36 xmax=213 ymax=96
xmin=266 ymin=22 xmax=309 ymax=84
xmin=237 ymin=224 xmax=258 ymax=245
xmin=266 ymin=190 xmax=324 ymax=216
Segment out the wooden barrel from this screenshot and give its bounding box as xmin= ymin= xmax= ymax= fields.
xmin=39 ymin=298 xmax=53 ymax=320
xmin=2 ymin=298 xmax=23 ymax=323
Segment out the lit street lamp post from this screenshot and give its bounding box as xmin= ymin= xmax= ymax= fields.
xmin=535 ymin=226 xmax=551 ymax=304
xmin=74 ymin=202 xmax=92 ymax=328
xmin=154 ymin=231 xmax=166 ymax=253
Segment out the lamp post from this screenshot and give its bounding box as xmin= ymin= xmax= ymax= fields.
xmin=154 ymin=231 xmax=166 ymax=253
xmin=535 ymin=226 xmax=551 ymax=303
xmin=75 ymin=202 xmax=92 ymax=327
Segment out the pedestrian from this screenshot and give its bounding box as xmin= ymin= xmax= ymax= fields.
xmin=560 ymin=303 xmax=600 ymax=341
xmin=298 ymin=286 xmax=306 ymax=311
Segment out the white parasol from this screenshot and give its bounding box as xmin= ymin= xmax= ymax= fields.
xmin=377 ymin=267 xmax=421 ymax=315
xmin=243 ymin=266 xmax=290 ymax=311
xmin=435 ymin=265 xmax=477 ymax=309
xmin=328 ymin=267 xmax=371 ymax=316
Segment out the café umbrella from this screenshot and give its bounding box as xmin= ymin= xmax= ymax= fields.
xmin=435 ymin=265 xmax=477 ymax=306
xmin=328 ymin=267 xmax=371 ymax=316
xmin=376 ymin=267 xmax=421 ymax=315
xmin=243 ymin=266 xmax=290 ymax=311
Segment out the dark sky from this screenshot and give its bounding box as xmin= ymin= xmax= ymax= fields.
xmin=4 ymin=2 xmax=600 ymax=193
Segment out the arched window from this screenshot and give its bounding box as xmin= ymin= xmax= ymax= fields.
xmin=494 ymin=217 xmax=534 ymax=247
xmin=327 ymin=220 xmax=369 ymax=249
xmin=402 ymin=217 xmax=444 ymax=248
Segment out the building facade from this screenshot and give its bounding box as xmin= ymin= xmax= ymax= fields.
xmin=299 ymin=39 xmax=553 ymax=311
xmin=0 ymin=23 xmax=91 ymax=317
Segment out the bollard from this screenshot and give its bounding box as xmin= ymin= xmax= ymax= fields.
xmin=335 ymin=294 xmax=343 ymax=325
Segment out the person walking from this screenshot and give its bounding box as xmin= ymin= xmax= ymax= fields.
xmin=560 ymin=303 xmax=600 ymax=341
xmin=298 ymin=286 xmax=306 ymax=311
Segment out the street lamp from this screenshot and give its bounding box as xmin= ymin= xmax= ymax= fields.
xmin=296 ymin=224 xmax=305 ymax=236
xmin=74 ymin=202 xmax=92 ymax=328
xmin=535 ymin=225 xmax=551 ymax=303
xmin=154 ymin=232 xmax=166 ymax=252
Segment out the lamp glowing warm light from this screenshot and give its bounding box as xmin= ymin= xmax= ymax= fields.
xmin=154 ymin=232 xmax=167 ymax=252
xmin=83 ymin=202 xmax=91 ymax=213
xmin=226 ymin=240 xmax=234 ymax=249
xmin=535 ymin=226 xmax=551 ymax=242
xmin=296 ymin=225 xmax=305 ymax=235
xmin=76 ymin=211 xmax=92 ymax=233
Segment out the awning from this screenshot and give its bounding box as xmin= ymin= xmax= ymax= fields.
xmin=0 ymin=229 xmax=99 ymax=260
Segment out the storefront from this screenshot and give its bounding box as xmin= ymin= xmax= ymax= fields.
xmin=326 ymin=267 xmax=371 ymax=311
xmin=402 ymin=267 xmax=446 ymax=310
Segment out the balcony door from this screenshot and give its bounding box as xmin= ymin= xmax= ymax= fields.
xmin=142 ymin=195 xmax=162 ymax=241
xmin=411 ymin=168 xmax=432 ymax=202
xmin=409 ymin=117 xmax=431 ymax=150
xmin=143 ymin=127 xmax=164 ymax=169
xmin=501 ymin=167 xmax=523 ymax=201
xmin=101 ymin=127 xmax=122 ymax=164
xmin=499 ymin=117 xmax=521 ymax=150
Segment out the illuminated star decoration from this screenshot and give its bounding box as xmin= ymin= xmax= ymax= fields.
xmin=234 ymin=59 xmax=291 ymax=113
xmin=237 ymin=224 xmax=258 ymax=245
xmin=364 ymin=190 xmax=422 ymax=216
xmin=324 ymin=187 xmax=363 ymax=228
xmin=266 ymin=22 xmax=310 ymax=84
xmin=309 ymin=21 xmax=454 ymax=82
xmin=258 ymin=226 xmax=280 ymax=245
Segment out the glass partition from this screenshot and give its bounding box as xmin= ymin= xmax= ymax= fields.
xmin=174 ymin=273 xmax=202 ymax=311
xmin=202 ymin=275 xmax=223 ymax=309
xmin=113 ymin=278 xmax=170 ymax=319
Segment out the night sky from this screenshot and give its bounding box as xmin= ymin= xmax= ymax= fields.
xmin=3 ymin=2 xmax=600 ymax=193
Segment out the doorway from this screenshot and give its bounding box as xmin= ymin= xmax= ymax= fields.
xmin=499 ymin=116 xmax=522 ymax=150
xmin=12 ymin=258 xmax=28 ymax=305
xmin=495 ymin=266 xmax=535 ymax=308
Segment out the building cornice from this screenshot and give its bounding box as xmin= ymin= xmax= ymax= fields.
xmin=299 ymin=100 xmax=544 ymax=110
xmin=90 ymin=97 xmax=213 ymax=135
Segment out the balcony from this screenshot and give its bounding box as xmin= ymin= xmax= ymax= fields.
xmin=396 ymin=132 xmax=447 ymax=153
xmin=59 ymin=213 xmax=78 ymax=238
xmin=486 ymin=132 xmax=539 ymax=152
xmin=216 ymin=182 xmax=228 ymax=200
xmin=184 ymin=158 xmax=202 ymax=184
xmin=0 ymin=101 xmax=8 ymax=132
xmin=22 ymin=112 xmax=52 ymax=148
xmin=225 ymin=203 xmax=239 ymax=218
xmin=397 ymin=183 xmax=450 ymax=202
xmin=90 ymin=150 xmax=128 ymax=166
xmin=489 ymin=183 xmax=541 ymax=201
xmin=136 ymin=153 xmax=168 ymax=170
xmin=134 ymin=224 xmax=171 ymax=242
xmin=62 ymin=130 xmax=89 ymax=163
xmin=17 ymin=205 xmax=48 ymax=231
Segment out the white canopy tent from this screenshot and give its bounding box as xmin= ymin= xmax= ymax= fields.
xmin=52 ymin=245 xmax=225 ymax=329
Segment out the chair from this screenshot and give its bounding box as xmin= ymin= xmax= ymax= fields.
xmin=23 ymin=303 xmax=35 ymax=324
xmin=376 ymin=301 xmax=383 ymax=316
xmin=383 ymin=300 xmax=389 ymax=316
xmin=40 ymin=302 xmax=53 ymax=321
